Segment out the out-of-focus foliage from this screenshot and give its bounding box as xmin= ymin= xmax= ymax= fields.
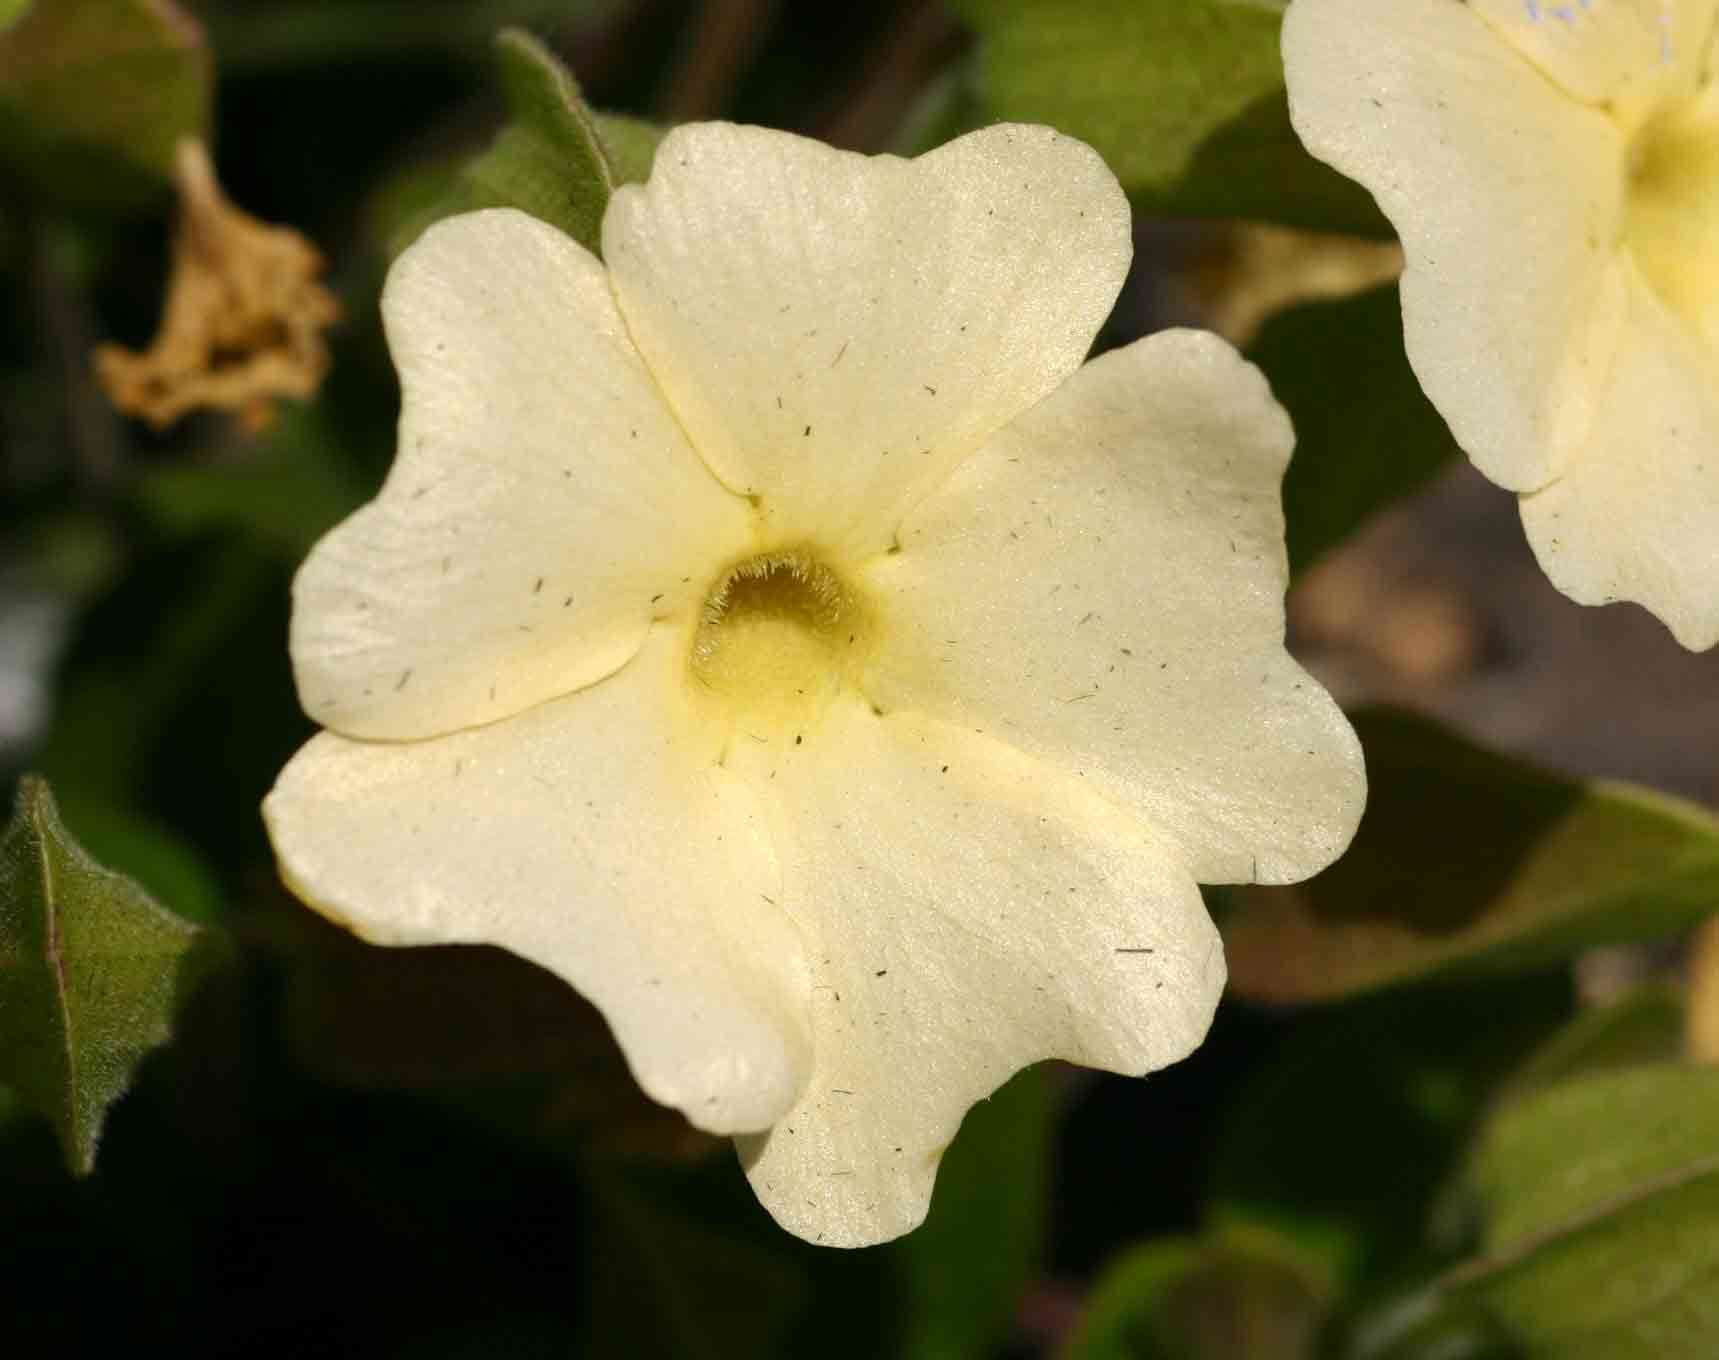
xmin=1497 ymin=986 xmax=1686 ymax=1104
xmin=944 ymin=0 xmax=1385 ymax=232
xmin=1251 ymin=285 xmax=1456 ymax=577
xmin=1207 ymin=973 xmax=1573 ymax=1292
xmin=137 ymin=405 xmax=368 ymax=556
xmin=0 ymin=0 xmax=211 ymax=214
xmin=1349 ymin=1064 xmax=1719 ymax=1360
xmin=901 ymin=1066 xmax=1055 ymax=1360
xmin=1468 ymin=1064 xmax=1719 ymax=1250
xmin=0 ymin=776 xmax=209 ymax=1173
xmin=386 ymin=28 xmax=663 ymax=259
xmin=1224 ymin=711 xmax=1719 ymax=1001
xmin=1062 ymin=1229 xmax=1327 ymax=1360
xmin=1322 ymin=996 xmax=1712 ymax=1360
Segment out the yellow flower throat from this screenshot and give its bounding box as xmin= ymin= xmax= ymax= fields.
xmin=689 ymin=548 xmax=876 ymax=736
xmin=1624 ymin=79 xmax=1719 ymax=350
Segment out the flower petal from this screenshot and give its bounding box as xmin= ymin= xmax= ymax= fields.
xmin=728 ymin=702 xmax=1223 ymax=1247
xmin=1283 ymin=0 xmax=1627 ymax=491
xmin=291 ymin=209 xmax=753 ymax=741
xmin=1520 ymin=259 xmax=1719 ymax=650
xmin=1467 ymin=0 xmax=1716 ymax=113
xmin=863 ymin=331 xmax=1364 ymax=886
xmin=601 ymin=122 xmax=1130 ymax=556
xmin=264 ymin=628 xmax=811 ymax=1134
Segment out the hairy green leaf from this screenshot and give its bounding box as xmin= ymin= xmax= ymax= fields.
xmin=390 ymin=28 xmax=664 ymax=258
xmin=1251 ymin=285 xmax=1456 ymax=576
xmin=0 ymin=0 xmax=211 ymax=213
xmin=1223 ymin=711 xmax=1719 ymax=1002
xmin=0 ymin=776 xmax=204 ymax=1173
xmin=51 ymin=792 xmax=223 ymax=929
xmin=947 ymin=0 xmax=1383 ymax=233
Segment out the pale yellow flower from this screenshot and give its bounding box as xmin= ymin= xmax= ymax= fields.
xmin=262 ymin=122 xmax=1363 ymax=1246
xmin=1285 ymin=0 xmax=1719 ymax=648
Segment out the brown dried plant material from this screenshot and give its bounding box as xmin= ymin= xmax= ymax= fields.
xmin=1686 ymin=917 xmax=1719 ymax=1064
xmin=1181 ymin=222 xmax=1404 ymax=348
xmin=94 ymin=138 xmax=338 ymax=432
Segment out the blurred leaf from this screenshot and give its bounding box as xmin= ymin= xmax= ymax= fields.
xmin=137 ymin=405 xmax=368 ymax=557
xmin=274 ymin=902 xmax=714 ymax=1162
xmin=39 ymin=538 xmax=279 ymax=803
xmin=581 ymin=1172 xmax=808 ymax=1360
xmin=1469 ymin=1064 xmax=1719 ymax=1251
xmin=0 ymin=0 xmax=211 ymax=214
xmin=947 ymin=0 xmax=1385 ymax=233
xmin=1337 ymin=1288 xmax=1524 ymax=1360
xmin=1497 ymin=987 xmax=1685 ymax=1108
xmin=1223 ymin=711 xmax=1719 ymax=1003
xmin=1250 ymin=285 xmax=1455 ymax=576
xmin=1436 ymin=1066 xmax=1719 ymax=1357
xmin=1062 ymin=1229 xmax=1327 ymax=1360
xmin=201 ymin=0 xmax=608 ymax=71
xmin=596 ymin=112 xmax=667 ymax=187
xmin=1209 ymin=975 xmax=1571 ymax=1291
xmin=0 ymin=1 xmax=27 ymax=36
xmin=0 ymin=775 xmax=205 ymax=1174
xmin=390 ymin=28 xmax=665 ymax=258
xmin=900 ymin=1065 xmax=1053 ymax=1360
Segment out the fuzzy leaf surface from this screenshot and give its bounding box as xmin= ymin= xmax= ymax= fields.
xmin=0 ymin=776 xmax=204 ymax=1173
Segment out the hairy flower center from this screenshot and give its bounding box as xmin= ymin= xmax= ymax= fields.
xmin=689 ymin=550 xmax=872 ymax=733
xmin=1623 ymin=82 xmax=1719 ymax=351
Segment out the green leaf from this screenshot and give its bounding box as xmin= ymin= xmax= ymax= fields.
xmin=583 ymin=111 xmax=662 ymax=188
xmin=1470 ymin=1065 xmax=1719 ymax=1251
xmin=1337 ymin=1289 xmax=1524 ymax=1360
xmin=0 ymin=775 xmax=205 ymax=1174
xmin=580 ymin=1173 xmax=808 ymax=1360
xmin=38 ymin=538 xmax=280 ymax=803
xmin=200 ymin=0 xmax=608 ymax=72
xmin=1062 ymin=1230 xmax=1328 ymax=1360
xmin=1222 ymin=710 xmax=1719 ymax=1002
xmin=390 ymin=28 xmax=664 ymax=258
xmin=898 ymin=1065 xmax=1054 ymax=1360
xmin=1250 ymin=285 xmax=1456 ymax=576
xmin=1440 ymin=1066 xmax=1719 ymax=1358
xmin=51 ymin=793 xmax=223 ymax=929
xmin=947 ymin=0 xmax=1385 ymax=233
xmin=136 ymin=404 xmax=369 ymax=558
xmin=0 ymin=1 xmax=29 ymax=37
xmin=1209 ymin=975 xmax=1572 ymax=1292
xmin=1497 ymin=987 xmax=1685 ymax=1108
xmin=0 ymin=0 xmax=211 ymax=214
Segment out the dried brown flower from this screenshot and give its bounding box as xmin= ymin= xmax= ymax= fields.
xmin=95 ymin=139 xmax=339 ymax=432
